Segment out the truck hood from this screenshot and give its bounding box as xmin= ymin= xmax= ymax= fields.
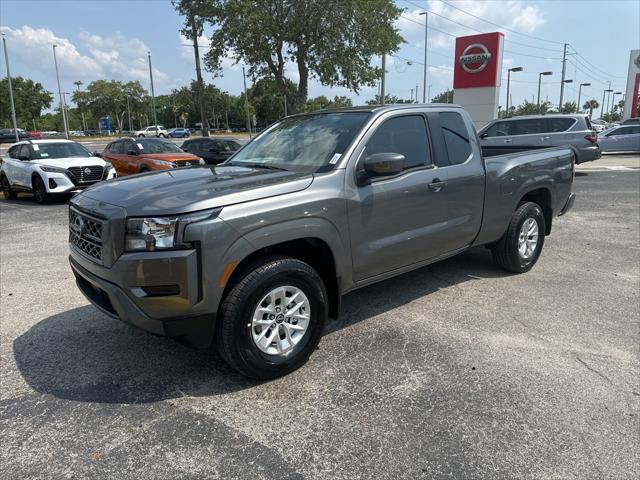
xmin=78 ymin=165 xmax=314 ymax=216
xmin=32 ymin=157 xmax=107 ymax=168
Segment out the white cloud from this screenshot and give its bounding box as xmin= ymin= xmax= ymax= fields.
xmin=0 ymin=25 xmax=170 ymax=88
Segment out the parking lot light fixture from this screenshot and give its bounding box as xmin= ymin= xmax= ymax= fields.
xmin=537 ymin=71 xmax=553 ymax=108
xmin=611 ymin=91 xmax=623 ymax=115
xmin=52 ymin=44 xmax=69 ymax=139
xmin=2 ymin=33 xmax=19 ymax=142
xmin=601 ymin=88 xmax=613 ymax=119
xmin=577 ymin=83 xmax=590 ymax=114
xmin=506 ymin=67 xmax=523 ymax=117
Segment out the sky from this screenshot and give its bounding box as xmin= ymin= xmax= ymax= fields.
xmin=0 ymin=0 xmax=638 ymax=116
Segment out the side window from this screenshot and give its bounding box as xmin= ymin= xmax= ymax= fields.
xmin=511 ymin=119 xmax=546 ymax=135
xmin=439 ymin=112 xmax=472 ymax=165
xmin=632 ymin=126 xmax=640 ymax=134
xmin=483 ymin=121 xmax=510 ymax=137
xmin=18 ymin=145 xmax=31 ymax=160
xmin=122 ymin=141 xmax=135 ymax=153
xmin=366 ymin=115 xmax=430 ymax=170
xmin=114 ymin=142 xmax=126 ymax=154
xmin=8 ymin=145 xmax=20 ymax=159
xmin=547 ymin=118 xmax=575 ymax=132
xmin=609 ymin=127 xmax=630 ymax=136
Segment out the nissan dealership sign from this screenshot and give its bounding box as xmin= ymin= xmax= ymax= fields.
xmin=459 ymin=43 xmax=493 ymax=74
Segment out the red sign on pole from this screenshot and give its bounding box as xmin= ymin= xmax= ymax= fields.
xmin=453 ymin=32 xmax=504 ymax=89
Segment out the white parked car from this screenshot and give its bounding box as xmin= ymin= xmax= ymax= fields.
xmin=134 ymin=125 xmax=168 ymax=138
xmin=0 ymin=139 xmax=116 ymax=204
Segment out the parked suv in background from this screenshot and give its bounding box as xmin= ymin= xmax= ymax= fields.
xmin=478 ymin=114 xmax=600 ymax=163
xmin=1 ymin=139 xmax=116 ymax=203
xmin=0 ymin=128 xmax=30 ymax=143
xmin=134 ymin=125 xmax=168 ymax=138
xmin=168 ymin=127 xmax=190 ymax=138
xmin=181 ymin=137 xmax=243 ymax=164
xmin=100 ymin=137 xmax=204 ymax=175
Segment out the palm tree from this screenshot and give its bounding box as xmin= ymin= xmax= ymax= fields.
xmin=583 ymin=99 xmax=599 ymax=118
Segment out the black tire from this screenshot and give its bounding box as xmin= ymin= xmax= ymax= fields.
xmin=491 ymin=202 xmax=546 ymax=273
xmin=159 ymin=133 xmax=166 ymax=138
xmin=216 ymin=255 xmax=328 ymax=379
xmin=1 ymin=175 xmax=17 ymax=200
xmin=32 ymin=176 xmax=50 ymax=204
xmin=139 ymin=166 xmax=150 ymax=173
xmin=138 ymin=134 xmax=145 ymax=138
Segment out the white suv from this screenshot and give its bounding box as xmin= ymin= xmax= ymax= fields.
xmin=134 ymin=125 xmax=168 ymax=138
xmin=0 ymin=139 xmax=116 ymax=204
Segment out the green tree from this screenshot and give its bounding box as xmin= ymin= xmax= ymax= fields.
xmin=431 ymin=89 xmax=453 ymax=104
xmin=365 ymin=93 xmax=399 ymax=105
xmin=176 ymin=0 xmax=403 ymax=114
xmin=582 ymin=99 xmax=599 ymax=118
xmin=0 ymin=76 xmax=53 ymax=128
xmin=513 ymin=99 xmax=552 ymax=116
xmin=559 ymin=101 xmax=577 ymax=114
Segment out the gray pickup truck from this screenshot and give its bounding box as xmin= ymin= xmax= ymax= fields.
xmin=68 ymin=104 xmax=576 ymax=379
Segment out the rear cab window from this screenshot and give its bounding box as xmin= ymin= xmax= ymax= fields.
xmin=438 ymin=112 xmax=472 ymax=165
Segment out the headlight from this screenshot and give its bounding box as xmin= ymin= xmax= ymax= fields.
xmin=40 ymin=165 xmax=66 ymax=173
xmin=103 ymin=162 xmax=113 ymax=171
xmin=150 ymin=159 xmax=175 ymax=167
xmin=125 ymin=209 xmax=220 ymax=251
xmin=198 ymin=157 xmax=205 ymax=165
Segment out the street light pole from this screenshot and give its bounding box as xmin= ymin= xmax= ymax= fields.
xmin=147 ymin=51 xmax=158 ymax=128
xmin=611 ymin=91 xmax=623 ymax=116
xmin=2 ymin=33 xmax=19 ymax=142
xmin=428 ymin=84 xmax=432 ymax=104
xmin=601 ymin=88 xmax=613 ymax=119
xmin=561 ymin=79 xmax=573 ymax=112
xmin=74 ymin=80 xmax=87 ymax=132
xmin=537 ymin=71 xmax=552 ymax=108
xmin=577 ymin=83 xmax=590 ymax=114
xmin=242 ymin=65 xmax=251 ymax=139
xmin=506 ymin=67 xmax=523 ymax=117
xmin=419 ymin=11 xmax=428 ymax=103
xmin=52 ymin=44 xmax=69 ymax=139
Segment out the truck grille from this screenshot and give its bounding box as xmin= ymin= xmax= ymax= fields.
xmin=69 ymin=209 xmax=103 ymax=263
xmin=174 ymin=159 xmax=200 ymax=168
xmin=66 ymin=166 xmax=104 ymax=185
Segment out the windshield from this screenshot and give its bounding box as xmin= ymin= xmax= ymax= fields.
xmin=31 ymin=142 xmax=91 ymax=160
xmin=137 ymin=139 xmax=183 ymax=154
xmin=227 ymin=112 xmax=370 ymax=173
xmin=219 ymin=139 xmax=242 ymax=151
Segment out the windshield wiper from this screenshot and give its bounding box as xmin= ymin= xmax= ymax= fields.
xmin=228 ymin=162 xmax=289 ymax=172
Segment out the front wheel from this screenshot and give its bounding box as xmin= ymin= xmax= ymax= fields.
xmin=1 ymin=175 xmax=17 ymax=200
xmin=138 ymin=134 xmax=145 ymax=138
xmin=158 ymin=133 xmax=165 ymax=138
xmin=216 ymin=256 xmax=328 ymax=379
xmin=491 ymin=202 xmax=546 ymax=273
xmin=32 ymin=176 xmax=51 ymax=204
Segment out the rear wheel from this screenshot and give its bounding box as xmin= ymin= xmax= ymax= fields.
xmin=216 ymin=256 xmax=328 ymax=379
xmin=139 ymin=166 xmax=150 ymax=173
xmin=491 ymin=202 xmax=545 ymax=273
xmin=158 ymin=133 xmax=166 ymax=138
xmin=138 ymin=134 xmax=145 ymax=138
xmin=1 ymin=175 xmax=17 ymax=200
xmin=32 ymin=176 xmax=50 ymax=204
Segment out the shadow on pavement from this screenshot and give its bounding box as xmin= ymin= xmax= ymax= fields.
xmin=14 ymin=247 xmax=506 ymax=404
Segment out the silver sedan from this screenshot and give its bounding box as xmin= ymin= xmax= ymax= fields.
xmin=598 ymin=125 xmax=640 ymax=153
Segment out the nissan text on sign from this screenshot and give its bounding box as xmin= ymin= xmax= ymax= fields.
xmin=453 ymin=32 xmax=505 ymax=129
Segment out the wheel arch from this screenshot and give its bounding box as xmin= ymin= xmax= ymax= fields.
xmin=517 ymin=187 xmax=553 ymax=235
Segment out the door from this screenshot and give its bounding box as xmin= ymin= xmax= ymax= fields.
xmin=348 ymin=113 xmax=452 ymax=281
xmin=609 ymin=126 xmax=640 ymax=151
xmin=103 ymin=141 xmax=126 ymax=175
xmin=14 ymin=145 xmax=33 ymax=187
xmin=479 ymin=120 xmax=514 ymax=156
xmin=3 ymin=145 xmax=23 ymax=186
xmin=430 ymin=111 xmax=485 ymax=250
xmin=509 ymin=117 xmax=550 ymax=149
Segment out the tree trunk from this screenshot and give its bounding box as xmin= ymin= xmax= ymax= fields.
xmin=192 ymin=17 xmax=209 ymax=137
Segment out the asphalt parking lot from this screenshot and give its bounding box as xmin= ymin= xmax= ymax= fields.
xmin=1 ymin=155 xmax=639 ymax=479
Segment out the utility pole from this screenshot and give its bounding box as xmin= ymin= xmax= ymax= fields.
xmin=74 ymin=80 xmax=87 ymax=132
xmin=380 ymin=54 xmax=386 ymax=105
xmin=428 ymin=84 xmax=432 ymax=104
xmin=559 ymin=43 xmax=568 ymax=111
xmin=419 ymin=12 xmax=428 ymax=103
xmin=605 ymin=80 xmax=612 ymax=114
xmin=147 ymin=51 xmax=158 ymax=128
xmin=2 ymin=33 xmax=19 ymax=142
xmin=52 ymin=45 xmax=69 ymax=139
xmin=242 ymin=65 xmax=251 ymax=138
xmin=191 ymin=17 xmax=209 ymax=137
xmin=410 ymin=88 xmax=413 ymax=102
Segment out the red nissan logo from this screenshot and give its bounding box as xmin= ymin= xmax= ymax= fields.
xmin=459 ymin=43 xmax=492 ymax=74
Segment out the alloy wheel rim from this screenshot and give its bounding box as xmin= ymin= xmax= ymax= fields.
xmin=251 ymin=285 xmax=310 ymax=356
xmin=518 ymin=217 xmax=539 ymax=259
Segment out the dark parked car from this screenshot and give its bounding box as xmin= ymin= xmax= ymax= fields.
xmin=622 ymin=117 xmax=640 ymax=125
xmin=0 ymin=128 xmax=30 ymax=143
xmin=181 ymin=137 xmax=243 ymax=164
xmin=69 ymin=104 xmax=576 ymax=379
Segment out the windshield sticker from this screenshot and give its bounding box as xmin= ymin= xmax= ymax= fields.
xmin=137 ymin=143 xmax=144 ymax=149
xmin=40 ymin=153 xmax=49 ymax=157
xmin=329 ymin=153 xmax=342 ymax=164
xmin=32 ymin=144 xmax=40 ymax=151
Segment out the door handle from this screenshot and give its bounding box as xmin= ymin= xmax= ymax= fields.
xmin=503 ymin=139 xmax=513 ymax=143
xmin=541 ymin=136 xmax=550 ymax=141
xmin=428 ymin=178 xmax=446 ymax=192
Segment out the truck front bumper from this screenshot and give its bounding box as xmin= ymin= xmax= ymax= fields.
xmin=69 ymin=252 xmax=215 ymax=345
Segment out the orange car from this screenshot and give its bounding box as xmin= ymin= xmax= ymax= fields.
xmin=101 ymin=137 xmax=204 ymax=176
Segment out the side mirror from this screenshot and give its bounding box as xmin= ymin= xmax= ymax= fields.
xmin=92 ymin=151 xmax=101 ymax=157
xmin=480 ymin=132 xmax=489 ymax=138
xmin=357 ymin=152 xmax=405 ymax=186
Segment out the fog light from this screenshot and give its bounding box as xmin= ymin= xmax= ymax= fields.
xmin=142 ymin=285 xmax=181 ymax=296
xmin=49 ymin=178 xmax=58 ymax=189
